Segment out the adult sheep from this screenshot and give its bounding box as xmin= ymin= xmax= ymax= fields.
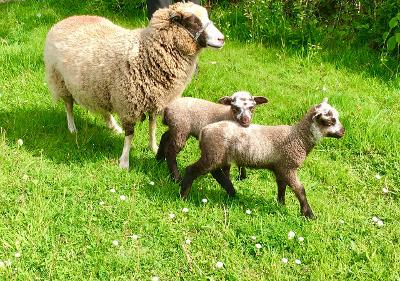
xmin=44 ymin=2 xmax=224 ymax=169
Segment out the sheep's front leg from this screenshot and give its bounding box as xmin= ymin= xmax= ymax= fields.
xmin=285 ymin=170 xmax=314 ymax=219
xmin=238 ymin=166 xmax=247 ymax=180
xmin=119 ymin=122 xmax=135 ymax=169
xmin=276 ymin=177 xmax=287 ymax=205
xmin=211 ymin=166 xmax=236 ymax=197
xmin=148 ymin=112 xmax=158 ymax=153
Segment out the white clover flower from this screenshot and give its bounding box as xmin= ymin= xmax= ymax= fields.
xmin=377 ymin=220 xmax=384 ymax=227
xmin=152 ymin=276 xmax=159 ymax=281
xmin=149 ymin=181 xmax=155 ymax=186
xmin=255 ymin=243 xmax=262 ymax=249
xmin=99 ymin=201 xmax=105 ymax=206
xmin=185 ymin=239 xmax=191 ymax=245
xmin=0 ymin=260 xmax=4 ymax=267
xmin=215 ymin=261 xmax=224 ymax=268
xmin=382 ymin=187 xmax=389 ymax=194
xmin=322 ymin=86 xmax=327 ymax=92
xmin=112 ymin=240 xmax=119 ymax=246
xmin=17 ymin=139 xmax=23 ymax=147
xmin=251 ymin=236 xmax=257 ymax=241
xmin=130 ymin=234 xmax=139 ymax=240
xmin=14 ymin=252 xmax=21 ymax=258
xmin=245 ymin=209 xmax=252 ymax=215
xmin=288 ymin=231 xmax=295 ymax=240
xmin=372 ymin=216 xmax=379 ymax=223
xmin=22 ymin=174 xmax=29 ymax=181
xmin=375 ymin=174 xmax=382 ymax=180
xmin=295 ymin=259 xmax=301 ymax=265
xmin=298 ymin=236 xmax=304 ymax=242
xmin=36 ymin=13 xmax=42 ymax=18
xmin=119 ymin=195 xmax=126 ymax=201
xmin=110 ymin=188 xmax=116 ymax=193
xmin=5 ymin=260 xmax=12 ymax=267
xmin=169 ymin=213 xmax=176 ymax=219
xmin=201 ymin=198 xmax=208 ymax=203
xmin=182 ymin=207 xmax=189 ymax=213
xmin=281 ymin=258 xmax=288 ymax=264
xmin=339 ymin=219 xmax=345 ymax=224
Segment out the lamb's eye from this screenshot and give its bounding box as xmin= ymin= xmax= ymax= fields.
xmin=331 ymin=118 xmax=336 ymax=125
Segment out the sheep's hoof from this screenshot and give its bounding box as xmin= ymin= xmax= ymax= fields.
xmin=119 ymin=160 xmax=129 ymax=170
xmin=149 ymin=144 xmax=159 ymax=154
xmin=302 ymin=209 xmax=315 ymax=219
xmin=68 ymin=125 xmax=77 ymax=133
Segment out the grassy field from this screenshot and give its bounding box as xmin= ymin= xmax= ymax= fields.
xmin=1 ymin=1 xmax=400 ymax=280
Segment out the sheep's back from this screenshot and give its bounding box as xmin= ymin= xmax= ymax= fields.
xmin=44 ymin=15 xmax=141 ymax=113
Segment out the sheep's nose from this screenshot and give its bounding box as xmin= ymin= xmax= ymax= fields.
xmin=218 ymin=36 xmax=225 ymax=44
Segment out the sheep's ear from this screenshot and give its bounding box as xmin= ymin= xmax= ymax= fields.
xmin=218 ymin=96 xmax=232 ymax=105
xmin=254 ymin=96 xmax=268 ymax=105
xmin=169 ymin=11 xmax=183 ymax=22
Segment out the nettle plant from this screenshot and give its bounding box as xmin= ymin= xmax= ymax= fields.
xmin=383 ymin=12 xmax=400 ymax=52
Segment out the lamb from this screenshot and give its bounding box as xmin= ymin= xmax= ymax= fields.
xmin=156 ymin=91 xmax=268 ymax=182
xmin=44 ymin=2 xmax=224 ymax=169
xmin=180 ymin=98 xmax=345 ymax=218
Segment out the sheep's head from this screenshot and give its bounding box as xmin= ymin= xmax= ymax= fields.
xmin=311 ymin=98 xmax=345 ymax=139
xmin=218 ymin=91 xmax=268 ymax=127
xmin=151 ymin=2 xmax=224 ymax=53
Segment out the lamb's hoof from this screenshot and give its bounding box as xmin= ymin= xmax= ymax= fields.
xmin=302 ymin=209 xmax=315 ymax=219
xmin=68 ymin=125 xmax=77 ymax=133
xmin=172 ymin=175 xmax=182 ymax=183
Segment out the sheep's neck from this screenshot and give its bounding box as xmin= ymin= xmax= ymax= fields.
xmin=292 ymin=114 xmax=318 ymax=156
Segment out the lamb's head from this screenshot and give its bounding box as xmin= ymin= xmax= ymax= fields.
xmin=310 ymin=98 xmax=345 ymax=139
xmin=151 ymin=2 xmax=224 ymax=53
xmin=218 ymin=91 xmax=268 ymax=127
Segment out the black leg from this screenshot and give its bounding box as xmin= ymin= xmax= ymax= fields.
xmin=156 ymin=130 xmax=169 ymax=161
xmin=211 ymin=167 xmax=236 ymax=197
xmin=238 ymin=166 xmax=247 ymax=180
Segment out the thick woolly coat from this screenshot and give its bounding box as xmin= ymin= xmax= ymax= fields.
xmin=44 ymin=5 xmax=200 ymax=132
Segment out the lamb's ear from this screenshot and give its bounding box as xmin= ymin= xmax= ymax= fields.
xmin=169 ymin=11 xmax=183 ymax=22
xmin=218 ymin=96 xmax=233 ymax=105
xmin=254 ymin=96 xmax=268 ymax=105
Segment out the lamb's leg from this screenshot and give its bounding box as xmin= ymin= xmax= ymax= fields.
xmin=180 ymin=158 xmax=213 ymax=199
xmin=62 ymin=96 xmax=76 ymax=133
xmin=238 ymin=166 xmax=247 ymax=180
xmin=165 ymin=130 xmax=189 ymax=183
xmin=211 ymin=166 xmax=236 ymax=197
xmin=275 ymin=172 xmax=287 ymax=204
xmin=156 ymin=130 xmax=170 ymax=161
xmin=285 ymin=170 xmax=314 ymax=219
xmin=104 ymin=113 xmax=123 ymax=134
xmin=148 ymin=112 xmax=158 ymax=153
xmin=119 ymin=122 xmax=135 ymax=169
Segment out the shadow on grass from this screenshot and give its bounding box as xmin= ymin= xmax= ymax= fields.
xmin=0 ymin=107 xmax=124 ymax=164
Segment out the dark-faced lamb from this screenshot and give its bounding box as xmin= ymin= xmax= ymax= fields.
xmin=44 ymin=2 xmax=224 ymax=169
xmin=156 ymin=91 xmax=268 ymax=182
xmin=180 ymin=98 xmax=345 ymax=218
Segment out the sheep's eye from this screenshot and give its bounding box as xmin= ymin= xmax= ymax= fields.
xmin=232 ymin=106 xmax=240 ymax=112
xmin=331 ymin=118 xmax=336 ymax=125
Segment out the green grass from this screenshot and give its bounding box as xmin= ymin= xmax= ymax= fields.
xmin=1 ymin=1 xmax=400 ymax=280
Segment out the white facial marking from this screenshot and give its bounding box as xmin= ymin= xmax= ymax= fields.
xmin=315 ymin=101 xmax=344 ymax=137
xmin=182 ymin=3 xmax=224 ymax=48
xmin=230 ymin=91 xmax=256 ymax=126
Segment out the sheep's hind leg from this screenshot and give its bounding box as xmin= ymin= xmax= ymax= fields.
xmin=104 ymin=113 xmax=123 ymax=134
xmin=119 ymin=122 xmax=135 ymax=169
xmin=165 ymin=131 xmax=188 ymax=183
xmin=148 ymin=112 xmax=158 ymax=153
xmin=180 ymin=158 xmax=212 ymax=199
xmin=62 ymin=96 xmax=77 ymax=133
xmin=211 ymin=166 xmax=236 ymax=197
xmin=156 ymin=130 xmax=169 ymax=161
